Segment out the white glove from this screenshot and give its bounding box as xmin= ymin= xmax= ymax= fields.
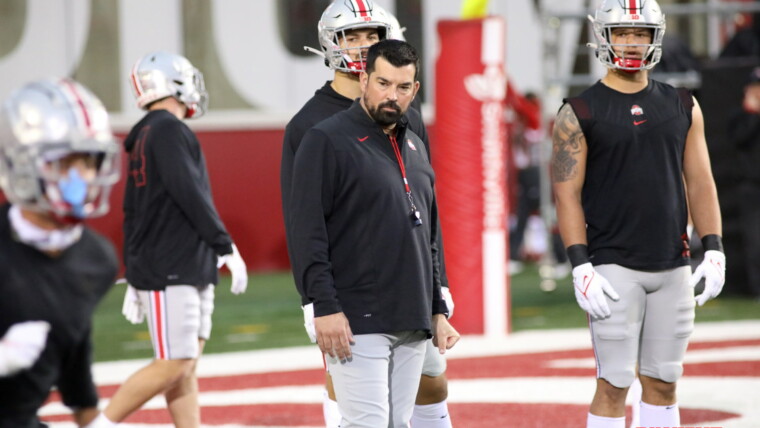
xmin=0 ymin=321 xmax=51 ymax=376
xmin=219 ymin=243 xmax=248 ymax=295
xmin=121 ymin=281 xmax=145 ymax=324
xmin=690 ymin=250 xmax=726 ymax=306
xmin=302 ymin=303 xmax=317 ymax=343
xmin=441 ymin=287 xmax=455 ymax=319
xmin=572 ymin=263 xmax=620 ymax=320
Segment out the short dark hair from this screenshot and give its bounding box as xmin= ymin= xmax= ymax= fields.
xmin=365 ymin=39 xmax=420 ymax=81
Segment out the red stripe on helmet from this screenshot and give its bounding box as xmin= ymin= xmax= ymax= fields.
xmin=130 ymin=62 xmax=143 ymax=97
xmin=628 ymin=0 xmax=639 ymax=13
xmin=355 ymin=0 xmax=370 ymax=17
xmin=60 ymin=78 xmax=92 ymax=131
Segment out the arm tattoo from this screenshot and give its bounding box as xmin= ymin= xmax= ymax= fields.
xmin=551 ymin=104 xmax=584 ymax=182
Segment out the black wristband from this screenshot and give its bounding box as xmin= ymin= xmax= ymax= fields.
xmin=566 ymin=244 xmax=590 ymax=268
xmin=701 ymin=234 xmax=724 ymax=252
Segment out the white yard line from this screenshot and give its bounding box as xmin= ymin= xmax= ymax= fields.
xmin=93 ymin=320 xmax=760 ymax=385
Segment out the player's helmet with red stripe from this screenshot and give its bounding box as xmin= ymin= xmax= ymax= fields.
xmin=0 ymin=79 xmax=120 ymax=219
xmin=317 ymin=0 xmax=394 ymax=74
xmin=130 ymin=51 xmax=208 ymax=118
xmin=590 ymin=0 xmax=666 ymax=71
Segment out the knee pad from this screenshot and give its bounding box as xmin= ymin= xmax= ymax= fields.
xmin=600 ymin=365 xmax=637 ymax=389
xmin=591 ymin=311 xmax=638 ymax=389
xmin=421 ymin=340 xmax=446 ymax=377
xmin=654 ymin=362 xmax=683 ymax=383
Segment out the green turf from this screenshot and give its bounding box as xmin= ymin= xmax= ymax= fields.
xmin=508 ymin=264 xmax=760 ymax=330
xmin=92 ymin=273 xmax=310 ymax=362
xmin=92 ymin=264 xmax=760 ymax=362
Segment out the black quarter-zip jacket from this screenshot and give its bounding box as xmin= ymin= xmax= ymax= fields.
xmin=281 ymin=81 xmax=451 ymax=307
xmin=289 ymin=101 xmax=447 ymax=335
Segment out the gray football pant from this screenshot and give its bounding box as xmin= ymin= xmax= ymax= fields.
xmin=592 ymin=264 xmax=694 ymax=388
xmin=326 ymin=330 xmax=428 ymax=428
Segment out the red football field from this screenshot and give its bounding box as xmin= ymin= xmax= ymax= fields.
xmin=40 ymin=321 xmax=760 ymax=427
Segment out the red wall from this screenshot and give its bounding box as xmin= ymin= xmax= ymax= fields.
xmin=86 ymin=128 xmax=289 ymax=272
xmin=6 ymin=124 xmax=442 ymax=274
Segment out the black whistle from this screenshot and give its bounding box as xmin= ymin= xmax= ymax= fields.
xmin=411 ymin=210 xmax=422 ymax=227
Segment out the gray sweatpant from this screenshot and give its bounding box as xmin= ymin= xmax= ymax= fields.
xmin=326 ymin=330 xmax=428 ymax=428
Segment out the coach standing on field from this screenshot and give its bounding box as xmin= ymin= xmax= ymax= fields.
xmin=289 ymin=39 xmax=459 ymax=428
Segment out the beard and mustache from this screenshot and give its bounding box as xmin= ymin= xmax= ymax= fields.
xmin=364 ymin=97 xmax=404 ymax=127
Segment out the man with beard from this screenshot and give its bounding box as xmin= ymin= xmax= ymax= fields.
xmin=288 ymin=39 xmax=460 ymax=428
xmin=281 ymin=2 xmax=456 ymax=427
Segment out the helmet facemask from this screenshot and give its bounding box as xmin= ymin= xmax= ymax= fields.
xmin=38 ymin=149 xmax=119 ymax=221
xmin=309 ymin=0 xmax=393 ymax=75
xmin=589 ymin=0 xmax=666 ymax=72
xmin=326 ymin=26 xmax=387 ymax=75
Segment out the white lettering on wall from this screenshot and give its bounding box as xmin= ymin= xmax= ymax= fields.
xmin=0 ymin=0 xmax=90 ymax=101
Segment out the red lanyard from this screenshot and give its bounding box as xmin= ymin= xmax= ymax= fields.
xmin=389 ymin=135 xmax=411 ymax=193
xmin=389 ymin=135 xmax=422 ymax=226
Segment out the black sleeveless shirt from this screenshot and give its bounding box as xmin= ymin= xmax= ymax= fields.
xmin=565 ymin=80 xmax=692 ymax=270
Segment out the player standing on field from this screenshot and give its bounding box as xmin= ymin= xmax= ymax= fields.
xmin=551 ymin=1 xmax=725 ymax=427
xmin=0 ymin=78 xmax=120 ymax=428
xmin=90 ymin=52 xmax=249 ymax=428
xmin=281 ymin=2 xmax=457 ymax=427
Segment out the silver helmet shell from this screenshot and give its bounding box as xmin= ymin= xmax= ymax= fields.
xmin=130 ymin=51 xmax=208 ymax=118
xmin=590 ymin=0 xmax=666 ymax=71
xmin=386 ymin=10 xmax=406 ymax=41
xmin=317 ymin=0 xmax=394 ymax=74
xmin=0 ymin=78 xmax=120 ymax=219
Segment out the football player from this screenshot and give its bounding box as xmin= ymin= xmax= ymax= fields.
xmin=90 ymin=51 xmax=248 ymax=428
xmin=552 ymin=1 xmax=724 ymax=427
xmin=0 ymin=78 xmax=120 ymax=427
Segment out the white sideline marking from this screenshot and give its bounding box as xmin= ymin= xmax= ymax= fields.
xmin=91 ymin=320 xmax=760 ymax=385
xmin=549 ymin=345 xmax=760 ymax=368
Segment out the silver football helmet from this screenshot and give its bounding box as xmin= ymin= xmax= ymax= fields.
xmin=130 ymin=51 xmax=208 ymax=118
xmin=0 ymin=78 xmax=120 ymax=220
xmin=589 ymin=0 xmax=666 ymax=71
xmin=387 ymin=11 xmax=406 ymax=41
xmin=314 ymin=0 xmax=394 ymax=74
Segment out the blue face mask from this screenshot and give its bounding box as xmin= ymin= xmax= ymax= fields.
xmin=58 ymin=168 xmax=88 ymax=218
